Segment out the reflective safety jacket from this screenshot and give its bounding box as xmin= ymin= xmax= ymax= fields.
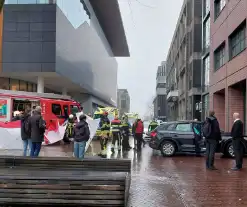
xmin=111 ymin=119 xmax=121 ymax=132
xmin=66 ymin=120 xmax=75 ymax=138
xmin=99 ymin=117 xmax=110 ymax=131
xmin=148 ymin=121 xmax=158 ymax=132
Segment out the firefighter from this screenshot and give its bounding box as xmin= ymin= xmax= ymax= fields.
xmin=98 ymin=111 xmax=110 ymax=158
xmin=64 ymin=114 xmax=75 ymax=144
xmin=148 ymin=118 xmax=158 ymax=132
xmin=111 ymin=116 xmax=122 ymax=153
xmin=121 ymin=116 xmax=131 ymax=151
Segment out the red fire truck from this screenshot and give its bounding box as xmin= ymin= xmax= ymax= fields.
xmin=0 ymin=89 xmax=82 ymax=127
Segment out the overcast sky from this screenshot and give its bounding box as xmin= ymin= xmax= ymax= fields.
xmin=117 ymin=0 xmax=183 ymax=117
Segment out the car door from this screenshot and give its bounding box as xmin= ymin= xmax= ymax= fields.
xmin=172 ymin=123 xmax=195 ymax=152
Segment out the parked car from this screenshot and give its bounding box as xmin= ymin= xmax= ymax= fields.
xmin=149 ymin=120 xmax=247 ymax=158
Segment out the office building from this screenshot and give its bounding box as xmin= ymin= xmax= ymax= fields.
xmin=117 ymin=89 xmax=130 ymax=117
xmin=153 ymin=61 xmax=167 ymax=121
xmin=201 ymin=0 xmax=210 ymax=120
xmin=166 ymin=0 xmax=202 ymax=121
xmin=0 ymin=0 xmax=129 ymax=114
xmin=209 ymin=0 xmax=247 ymax=132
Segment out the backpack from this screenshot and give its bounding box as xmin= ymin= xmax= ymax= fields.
xmin=23 ymin=117 xmax=31 ymax=136
xmin=202 ymin=119 xmax=212 ymax=138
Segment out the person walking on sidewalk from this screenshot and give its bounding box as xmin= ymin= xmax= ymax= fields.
xmin=73 ymin=114 xmax=90 ymax=159
xmin=20 ymin=108 xmax=32 ymax=156
xmin=29 ymin=106 xmax=46 ymax=157
xmin=231 ymin=112 xmax=244 ymax=171
xmin=202 ymin=111 xmax=221 ymax=170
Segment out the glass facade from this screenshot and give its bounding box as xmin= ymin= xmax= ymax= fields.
xmin=5 ymin=0 xmax=50 ymax=4
xmin=0 ymin=77 xmax=59 ymax=93
xmin=56 ymin=0 xmax=90 ymax=29
xmin=203 ymin=16 xmax=210 ymax=48
xmin=204 ymin=0 xmax=210 ymax=16
xmin=202 ymin=94 xmax=209 ymax=120
xmin=203 ymin=55 xmax=210 ymax=92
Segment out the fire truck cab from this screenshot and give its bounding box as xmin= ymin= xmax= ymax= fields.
xmin=0 ymin=89 xmax=81 ymax=125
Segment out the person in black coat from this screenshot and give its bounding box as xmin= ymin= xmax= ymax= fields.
xmin=204 ymin=111 xmax=221 ymax=170
xmin=231 ymin=112 xmax=244 ymax=171
xmin=29 ymin=106 xmax=46 ymax=157
xmin=73 ymin=114 xmax=90 ymax=159
xmin=20 ymin=108 xmax=32 ymax=156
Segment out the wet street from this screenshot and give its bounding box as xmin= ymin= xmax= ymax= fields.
xmin=1 ymin=138 xmax=247 ymax=207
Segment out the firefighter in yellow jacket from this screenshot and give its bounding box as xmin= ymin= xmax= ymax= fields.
xmin=98 ymin=111 xmax=110 ymax=158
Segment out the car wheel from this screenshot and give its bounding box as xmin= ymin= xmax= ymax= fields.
xmin=161 ymin=141 xmax=176 ymax=157
xmin=225 ymin=142 xmax=235 ymax=158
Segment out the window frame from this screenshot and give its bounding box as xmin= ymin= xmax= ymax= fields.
xmin=214 ymin=42 xmax=225 ymax=71
xmin=229 ymin=21 xmax=246 ymax=60
xmin=214 ymin=0 xmax=226 ymax=20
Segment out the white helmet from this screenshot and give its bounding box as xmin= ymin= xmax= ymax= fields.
xmin=69 ymin=114 xmax=74 ymax=119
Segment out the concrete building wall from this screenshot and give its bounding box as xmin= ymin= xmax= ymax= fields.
xmin=117 ymin=89 xmax=130 ymax=117
xmin=166 ymin=0 xmax=202 ymax=121
xmin=55 ymin=2 xmax=118 ymax=104
xmin=209 ymin=0 xmax=247 ymax=131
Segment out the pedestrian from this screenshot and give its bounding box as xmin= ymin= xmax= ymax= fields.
xmin=29 ymin=106 xmax=46 ymax=157
xmin=20 ymin=108 xmax=32 ymax=156
xmin=202 ymin=111 xmax=221 ymax=170
xmin=231 ymin=112 xmax=244 ymax=171
xmin=73 ymin=114 xmax=90 ymax=159
xmin=134 ymin=117 xmax=144 ymax=151
xmin=111 ymin=116 xmax=122 ymax=153
xmin=193 ymin=119 xmax=202 ymax=157
xmin=98 ymin=111 xmax=110 ymax=158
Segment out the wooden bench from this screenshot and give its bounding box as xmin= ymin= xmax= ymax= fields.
xmin=0 ymin=168 xmax=128 ymax=206
xmin=0 ymin=157 xmax=131 ymax=206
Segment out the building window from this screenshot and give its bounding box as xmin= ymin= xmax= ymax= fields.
xmin=203 ymin=55 xmax=210 ymax=92
xmin=19 ymin=80 xmax=27 ymax=91
xmin=27 ymin=83 xmax=33 ymax=92
xmin=202 ymin=94 xmax=209 ymax=119
xmin=0 ymin=78 xmax=10 ymax=90
xmin=214 ymin=43 xmax=225 ymax=71
xmin=10 ymin=79 xmax=19 ymax=91
xmin=229 ymin=21 xmax=246 ymax=59
xmin=215 ymin=0 xmax=226 ymax=19
xmin=203 ymin=16 xmax=210 ymax=49
xmin=204 ymin=0 xmax=210 ymax=16
xmin=56 ymin=0 xmax=90 ymax=29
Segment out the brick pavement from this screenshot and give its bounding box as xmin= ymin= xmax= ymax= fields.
xmin=2 ymin=139 xmax=247 ymax=207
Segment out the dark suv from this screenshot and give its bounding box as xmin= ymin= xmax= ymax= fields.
xmin=149 ymin=121 xmax=247 ymax=157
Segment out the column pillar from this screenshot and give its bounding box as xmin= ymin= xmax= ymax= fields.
xmin=37 ymin=76 xmax=44 ymax=93
xmin=62 ymin=87 xmax=67 ymax=96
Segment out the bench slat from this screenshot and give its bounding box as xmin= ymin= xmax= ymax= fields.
xmin=0 ymin=198 xmax=124 ymax=205
xmin=0 ymin=193 xmax=124 ymax=200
